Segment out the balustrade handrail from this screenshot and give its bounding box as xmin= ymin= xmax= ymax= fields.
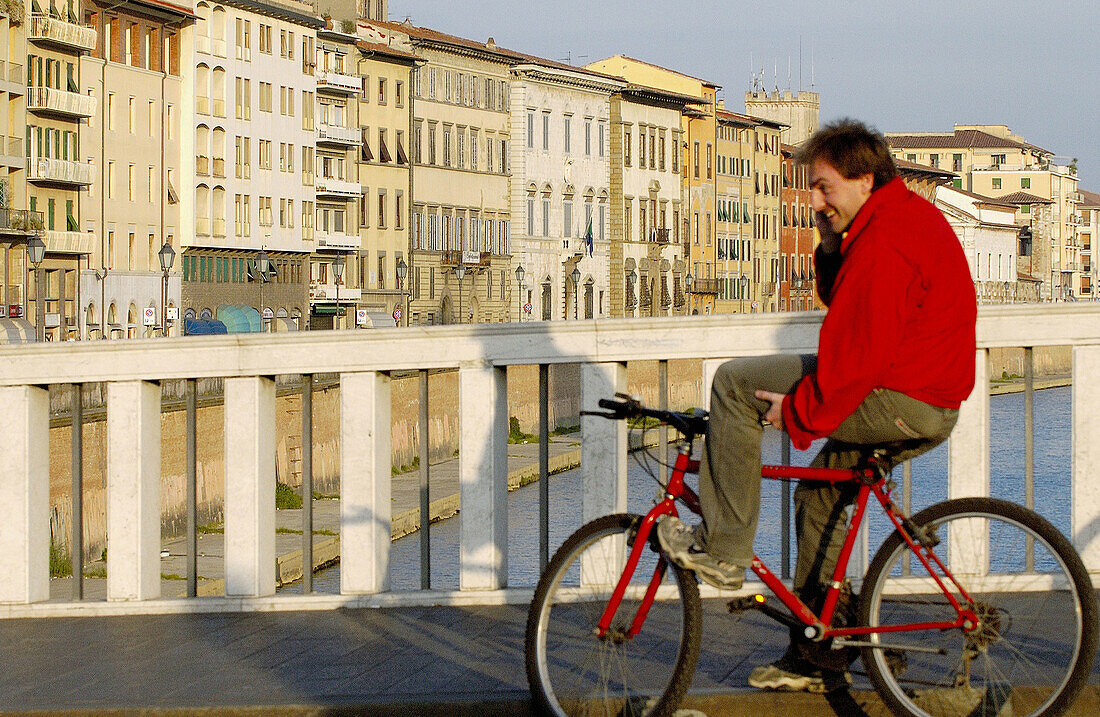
xmin=3 ymin=305 xmax=1100 ymax=614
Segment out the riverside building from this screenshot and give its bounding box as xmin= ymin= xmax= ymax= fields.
xmin=80 ymin=0 xmax=189 ymax=339
xmin=0 ymin=8 xmax=42 ymax=343
xmin=358 ymin=18 xmax=513 ymax=325
xmin=887 ymin=125 xmax=1081 ymax=301
xmin=25 ymin=0 xmax=97 ymax=340
xmin=608 ymin=83 xmax=694 ymax=318
xmin=181 ymin=0 xmax=322 ymax=331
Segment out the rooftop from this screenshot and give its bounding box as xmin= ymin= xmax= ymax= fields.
xmin=886 ymin=128 xmax=1051 ymax=156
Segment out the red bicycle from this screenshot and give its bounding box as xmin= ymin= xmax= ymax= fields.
xmin=525 ymin=394 xmax=1097 ymax=717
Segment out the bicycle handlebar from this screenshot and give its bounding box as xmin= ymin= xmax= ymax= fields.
xmin=580 ymin=393 xmax=709 ymax=439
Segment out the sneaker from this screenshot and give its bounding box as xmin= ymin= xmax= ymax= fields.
xmin=747 ymin=655 xmax=852 ymax=694
xmin=656 ymin=516 xmax=744 ymax=590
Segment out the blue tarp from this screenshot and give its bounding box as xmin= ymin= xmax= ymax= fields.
xmin=217 ymin=305 xmax=262 ymax=333
xmin=183 ymin=318 xmax=228 ymax=335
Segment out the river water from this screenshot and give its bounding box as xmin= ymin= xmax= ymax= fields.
xmin=289 ymin=386 xmax=1071 ymax=594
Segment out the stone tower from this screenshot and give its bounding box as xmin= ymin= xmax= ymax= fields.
xmin=360 ymin=0 xmax=387 ymax=20
xmin=744 ymin=89 xmax=819 ymax=146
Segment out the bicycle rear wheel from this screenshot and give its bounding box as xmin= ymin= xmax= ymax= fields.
xmin=525 ymin=513 xmax=702 ymax=717
xmin=860 ymin=497 xmax=1097 ymax=717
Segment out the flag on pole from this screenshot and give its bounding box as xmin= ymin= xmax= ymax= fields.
xmin=584 ymin=217 xmax=593 ymax=257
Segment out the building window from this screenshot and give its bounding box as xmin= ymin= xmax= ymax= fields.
xmin=542 ymin=111 xmax=550 ymax=151
xmin=1021 ymin=177 xmax=1031 ymax=189
xmin=992 ymin=178 xmax=1002 ymax=190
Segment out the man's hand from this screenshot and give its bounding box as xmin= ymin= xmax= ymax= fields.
xmin=815 ymin=210 xmax=842 ymax=253
xmin=755 ymin=390 xmax=786 ymax=430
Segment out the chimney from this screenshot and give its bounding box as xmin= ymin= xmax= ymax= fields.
xmin=486 ymin=37 xmax=496 ymax=49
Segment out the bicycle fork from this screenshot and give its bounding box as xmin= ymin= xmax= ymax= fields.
xmin=594 ymin=503 xmax=677 ymax=641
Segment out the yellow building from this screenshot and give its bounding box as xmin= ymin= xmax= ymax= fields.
xmin=887 ymin=125 xmax=1080 ymax=301
xmin=586 ymin=55 xmax=719 ymax=314
xmin=353 ymin=38 xmax=418 ymax=326
xmin=0 ymin=7 xmax=41 ymax=342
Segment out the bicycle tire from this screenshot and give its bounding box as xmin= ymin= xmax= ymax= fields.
xmin=525 ymin=513 xmax=702 ymax=717
xmin=859 ymin=497 xmax=1097 ymax=717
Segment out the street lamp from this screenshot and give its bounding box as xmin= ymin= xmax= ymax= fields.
xmin=158 ymin=240 xmax=175 ymax=337
xmin=27 ymin=234 xmax=45 ymax=341
xmin=739 ymin=274 xmax=749 ymax=314
xmin=331 ymin=255 xmax=345 ymax=330
xmin=454 ymin=263 xmax=466 ymax=324
xmin=514 ymin=264 xmax=525 ymax=322
xmin=256 ymin=247 xmax=271 ymax=332
xmin=396 ymin=256 xmax=408 ymax=327
xmin=628 ymin=268 xmax=637 ymax=316
xmin=571 ymin=266 xmax=581 ymax=320
xmin=685 ymin=272 xmax=693 ymax=315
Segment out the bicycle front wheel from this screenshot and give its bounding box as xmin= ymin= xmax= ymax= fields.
xmin=525 ymin=513 xmax=702 ymax=717
xmin=860 ymin=497 xmax=1097 ymax=717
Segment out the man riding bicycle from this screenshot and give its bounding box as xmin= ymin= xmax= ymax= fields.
xmin=658 ymin=119 xmax=977 ymax=692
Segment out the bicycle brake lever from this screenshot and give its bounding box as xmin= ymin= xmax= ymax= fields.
xmin=579 ymin=410 xmax=619 ymax=419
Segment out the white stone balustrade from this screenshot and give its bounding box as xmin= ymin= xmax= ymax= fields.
xmin=0 ymin=304 xmax=1098 ymax=615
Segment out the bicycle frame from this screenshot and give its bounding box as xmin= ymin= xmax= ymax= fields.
xmin=595 ymin=444 xmax=980 ymax=642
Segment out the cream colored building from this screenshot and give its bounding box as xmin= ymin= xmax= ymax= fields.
xmin=510 ymin=63 xmax=621 ymax=322
xmin=24 ymin=0 xmax=98 ymax=340
xmin=887 ymin=124 xmax=1080 ymax=301
xmin=744 ymin=87 xmax=818 ymax=145
xmin=358 ymin=18 xmax=513 ymax=325
xmin=936 ymin=186 xmax=1021 ymax=303
xmin=80 ymin=0 xmax=188 ymax=339
xmin=586 ymin=55 xmax=723 ymax=315
xmin=609 ymin=84 xmax=693 ymax=318
xmin=353 ymin=37 xmax=417 ymax=326
xmin=1079 ymin=189 xmax=1098 ymax=300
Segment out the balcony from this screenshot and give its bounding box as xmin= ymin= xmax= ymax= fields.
xmin=2 ymin=136 xmax=21 ymax=159
xmin=309 ymin=282 xmax=361 ymax=301
xmin=688 ymin=277 xmax=719 ymax=294
xmin=196 ymin=156 xmax=209 ymax=175
xmin=212 ymin=158 xmax=225 ymax=178
xmin=196 ymin=34 xmax=210 ymax=55
xmin=196 ymin=96 xmax=210 ymax=115
xmin=196 ymin=217 xmax=210 ymax=236
xmin=43 ymin=229 xmax=95 ymax=255
xmin=316 ymin=71 xmax=361 ymax=94
xmin=315 ymin=230 xmax=361 ymax=250
xmin=28 ymin=14 xmax=97 ymax=53
xmin=314 ymin=177 xmax=360 ymax=199
xmin=0 ymin=60 xmax=24 ymax=87
xmin=0 ymin=209 xmax=44 ymax=235
xmin=213 ymin=218 xmax=226 ymax=237
xmin=650 ymin=228 xmax=670 ymax=243
xmin=26 ymin=86 xmax=96 ymax=119
xmin=317 ymin=123 xmax=360 ymax=147
xmin=27 ymin=157 xmax=94 ymax=186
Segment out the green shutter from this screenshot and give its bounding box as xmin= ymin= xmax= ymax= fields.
xmin=67 ymin=64 xmax=77 ymax=93
xmin=47 ymin=198 xmax=55 ymax=230
xmin=66 ymin=201 xmax=77 ymax=231
xmin=26 ymin=55 xmax=32 ymax=86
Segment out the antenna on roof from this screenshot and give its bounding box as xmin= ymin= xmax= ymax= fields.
xmin=811 ymin=40 xmax=815 ymax=89
xmin=787 ymin=55 xmax=791 ymax=91
xmin=749 ymin=51 xmax=754 ymax=92
xmin=799 ymin=36 xmax=802 ymax=91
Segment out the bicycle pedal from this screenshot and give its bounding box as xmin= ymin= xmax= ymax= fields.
xmin=728 ymin=594 xmax=766 ymax=613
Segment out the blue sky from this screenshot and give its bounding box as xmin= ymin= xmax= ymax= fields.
xmin=388 ymin=0 xmax=1100 ymax=188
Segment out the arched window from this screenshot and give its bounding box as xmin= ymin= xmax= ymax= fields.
xmin=211 ymin=67 xmax=226 ymax=116
xmin=196 ymin=124 xmax=210 ymax=174
xmin=211 ymin=6 xmax=226 ymax=43
xmin=127 ymin=303 xmax=138 ymax=338
xmin=212 ymin=127 xmax=226 ymax=176
xmin=212 ymin=186 xmax=226 ymax=236
xmin=196 ymin=64 xmax=210 ymax=114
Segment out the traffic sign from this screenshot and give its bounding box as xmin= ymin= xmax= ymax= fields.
xmin=393 ymin=306 xmax=402 ymax=321
xmin=523 ymin=302 xmax=532 ymax=314
xmin=142 ymin=307 xmax=157 ymax=326
xmin=356 ymin=308 xmax=368 ymax=326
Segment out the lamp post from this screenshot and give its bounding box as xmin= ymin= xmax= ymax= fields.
xmin=256 ymin=247 xmax=270 ymax=332
xmin=514 ymin=264 xmax=525 ymax=322
xmin=571 ymin=266 xmax=581 ymax=320
xmin=685 ymin=272 xmax=693 ymax=315
xmin=454 ymin=263 xmax=466 ymax=324
xmin=396 ymin=256 xmax=408 ymax=327
xmin=739 ymin=274 xmax=749 ymax=314
xmin=628 ymin=268 xmax=637 ymax=316
xmin=158 ymin=240 xmax=175 ymax=337
xmin=331 ymin=255 xmax=345 ymax=330
xmin=27 ymin=233 xmax=45 ymax=341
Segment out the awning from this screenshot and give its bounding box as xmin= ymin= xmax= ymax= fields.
xmin=183 ymin=318 xmax=228 ymax=335
xmin=0 ymin=317 xmax=37 ymax=344
xmin=360 ymin=311 xmax=396 ymax=328
xmin=271 ymin=317 xmax=298 ymax=332
xmin=217 ymin=304 xmax=262 ymax=333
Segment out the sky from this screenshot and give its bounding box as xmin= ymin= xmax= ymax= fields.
xmin=387 ymin=0 xmax=1100 ymax=188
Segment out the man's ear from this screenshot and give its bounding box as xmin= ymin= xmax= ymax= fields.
xmin=860 ymin=173 xmax=874 ymax=195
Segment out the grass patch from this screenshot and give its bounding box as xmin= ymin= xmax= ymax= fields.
xmin=313 ymin=528 xmax=337 ymax=536
xmin=550 ymin=423 xmax=580 ymax=436
xmin=276 ymin=527 xmax=301 ymax=534
xmin=276 ymin=482 xmax=303 ymax=510
xmin=509 ymin=416 xmax=537 ymax=444
xmin=628 ymin=415 xmax=662 ymax=430
xmin=161 ymin=573 xmax=185 ymax=581
xmin=84 ymin=565 xmax=107 ymax=578
xmin=49 ymin=540 xmax=72 ymax=579
xmin=197 ymin=523 xmax=224 ymax=534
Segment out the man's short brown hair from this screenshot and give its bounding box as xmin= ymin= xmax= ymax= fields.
xmin=797 ymin=119 xmax=898 ymax=190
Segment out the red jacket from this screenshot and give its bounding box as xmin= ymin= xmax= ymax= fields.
xmin=782 ymin=177 xmax=977 ymax=450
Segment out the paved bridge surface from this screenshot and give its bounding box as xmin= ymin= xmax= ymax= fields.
xmin=3 ymin=597 xmax=1099 ymax=716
